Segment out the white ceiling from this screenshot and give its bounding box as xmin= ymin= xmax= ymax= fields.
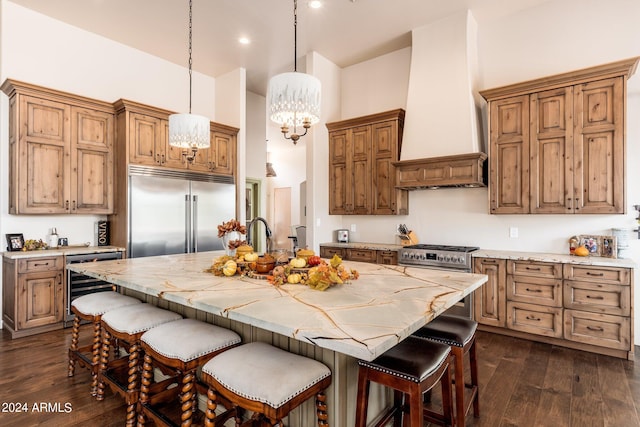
xmin=9 ymin=0 xmax=552 ymax=95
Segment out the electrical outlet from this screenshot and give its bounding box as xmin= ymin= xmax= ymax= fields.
xmin=316 ymin=218 xmax=321 ymax=227
xmin=350 ymin=224 xmax=357 ymax=232
xmin=509 ymin=227 xmax=518 ymax=238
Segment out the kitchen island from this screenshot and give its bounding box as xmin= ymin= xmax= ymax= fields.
xmin=66 ymin=251 xmax=487 ymax=425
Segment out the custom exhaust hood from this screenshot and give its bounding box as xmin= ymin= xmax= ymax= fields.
xmin=396 ymin=10 xmax=486 ymax=189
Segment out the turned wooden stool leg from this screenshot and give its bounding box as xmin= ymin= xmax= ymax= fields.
xmin=125 ymin=342 xmax=140 ymax=427
xmin=316 ymin=391 xmax=328 ymax=426
xmin=137 ymin=352 xmax=154 ymax=427
xmin=90 ymin=319 xmax=102 ymax=396
xmin=180 ymin=370 xmax=196 ymax=427
xmin=204 ymin=387 xmax=218 ymax=427
xmin=96 ymin=328 xmax=112 ymax=401
xmin=68 ymin=315 xmax=81 ymax=377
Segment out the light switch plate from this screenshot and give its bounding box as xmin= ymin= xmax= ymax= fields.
xmin=350 ymin=224 xmax=357 ymax=232
xmin=509 ymin=227 xmax=518 ymax=238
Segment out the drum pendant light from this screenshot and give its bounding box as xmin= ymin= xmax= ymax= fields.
xmin=168 ymin=0 xmax=210 ymax=163
xmin=267 ymin=0 xmax=321 ymax=145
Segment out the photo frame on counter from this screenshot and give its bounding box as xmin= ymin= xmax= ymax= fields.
xmin=6 ymin=233 xmax=24 ymax=252
xmin=578 ymin=235 xmax=601 ymax=256
xmin=601 ymin=235 xmax=617 ymax=258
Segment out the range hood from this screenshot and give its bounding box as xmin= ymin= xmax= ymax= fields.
xmin=398 ymin=10 xmax=486 ymax=191
xmin=394 ymin=152 xmax=487 ymax=190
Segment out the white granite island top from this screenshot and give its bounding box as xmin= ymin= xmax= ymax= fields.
xmin=66 ymin=251 xmax=487 ymax=362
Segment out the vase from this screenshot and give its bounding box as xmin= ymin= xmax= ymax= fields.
xmin=221 ymin=231 xmax=241 ymax=256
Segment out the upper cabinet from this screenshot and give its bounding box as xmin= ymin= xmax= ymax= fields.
xmin=480 ymin=57 xmax=638 ymax=214
xmin=113 ymin=99 xmax=238 ymax=177
xmin=1 ymin=80 xmax=114 ymax=214
xmin=326 ymin=109 xmax=408 ymax=215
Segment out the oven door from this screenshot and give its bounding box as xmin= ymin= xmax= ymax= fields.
xmin=400 ymin=263 xmax=474 ymax=320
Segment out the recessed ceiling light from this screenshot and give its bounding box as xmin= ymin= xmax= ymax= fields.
xmin=238 ymin=37 xmax=250 ymax=45
xmin=308 ymin=1 xmax=322 ymax=9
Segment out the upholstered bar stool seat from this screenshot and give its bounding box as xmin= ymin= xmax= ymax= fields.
xmin=97 ymin=303 xmax=182 ymax=427
xmin=67 ymin=291 xmax=141 ymax=395
xmin=355 ymin=336 xmax=454 ymax=427
xmin=201 ymin=341 xmax=332 ymax=426
xmin=137 ymin=318 xmax=241 ymax=427
xmin=412 ymin=315 xmax=479 ymax=427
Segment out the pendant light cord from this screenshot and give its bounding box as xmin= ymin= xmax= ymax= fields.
xmin=188 ymin=0 xmax=193 ymax=114
xmin=293 ymin=0 xmax=298 ymax=72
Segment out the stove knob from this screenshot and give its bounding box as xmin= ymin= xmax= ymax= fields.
xmin=444 ymin=255 xmax=451 ymax=262
xmin=458 ymin=256 xmax=465 ymax=263
xmin=419 ymin=254 xmax=426 ymax=260
xmin=437 ymin=254 xmax=443 ymax=262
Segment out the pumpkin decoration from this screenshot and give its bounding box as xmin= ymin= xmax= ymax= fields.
xmin=222 ymin=260 xmax=238 ymax=276
xmin=287 ymin=273 xmax=302 ymax=284
xmin=289 ymin=257 xmax=307 ymax=268
xmin=307 ymin=255 xmax=322 ymax=266
xmin=574 ymin=245 xmax=589 ymax=257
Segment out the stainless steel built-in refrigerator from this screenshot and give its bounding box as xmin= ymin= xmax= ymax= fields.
xmin=128 ymin=168 xmax=236 ymax=258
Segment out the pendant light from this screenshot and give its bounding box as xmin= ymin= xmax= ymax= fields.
xmin=169 ymin=0 xmax=210 ymax=163
xmin=267 ymin=0 xmax=321 ymax=145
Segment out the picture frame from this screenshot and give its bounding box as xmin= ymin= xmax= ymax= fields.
xmin=601 ymin=235 xmax=617 ymax=258
xmin=578 ymin=235 xmax=601 ymax=256
xmin=6 ymin=233 xmax=25 ymax=252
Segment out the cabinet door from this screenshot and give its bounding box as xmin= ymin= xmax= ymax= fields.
xmin=162 ymin=119 xmax=188 ymax=169
xmin=18 ymin=271 xmax=63 ymax=329
xmin=129 ymin=112 xmax=163 ymax=166
xmin=573 ymin=77 xmax=624 ymax=213
xmin=530 ymin=87 xmax=574 ymax=213
xmin=18 ymin=96 xmax=71 ymax=214
xmin=473 ymin=258 xmax=506 ymax=327
xmin=210 ymin=129 xmax=236 ymax=175
xmin=329 ymin=130 xmax=349 ymax=214
xmin=372 ymin=120 xmax=398 ymax=215
xmin=488 ymin=95 xmax=530 ymax=214
xmin=376 ymin=250 xmax=398 ymax=265
xmin=70 ymin=106 xmax=114 ymax=214
xmin=351 ymin=126 xmax=372 ymax=214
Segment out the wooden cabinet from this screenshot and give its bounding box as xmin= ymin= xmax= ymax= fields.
xmin=114 ymin=99 xmax=238 ymax=176
xmin=473 ymin=257 xmax=506 ymax=328
xmin=505 ymin=261 xmax=563 ymax=338
xmin=319 ymin=245 xmax=398 ymax=265
xmin=474 ymin=255 xmax=634 ymax=359
xmin=563 ymin=264 xmax=631 ymax=351
xmin=480 ymin=57 xmax=638 ymax=214
xmin=1 ymin=80 xmax=114 ymax=214
xmin=327 ymin=110 xmax=408 ymax=215
xmin=2 ymin=256 xmax=64 ymax=338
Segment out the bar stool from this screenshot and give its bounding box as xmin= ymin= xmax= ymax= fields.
xmin=67 ymin=291 xmax=141 ymax=396
xmin=355 ymin=336 xmax=455 ymax=427
xmin=96 ymin=303 xmax=182 ymax=427
xmin=412 ymin=315 xmax=479 ymax=427
xmin=137 ymin=318 xmax=242 ymax=427
xmin=201 ymin=341 xmax=332 ymax=426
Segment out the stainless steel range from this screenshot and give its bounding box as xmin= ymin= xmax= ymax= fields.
xmin=398 ymin=244 xmax=479 ymax=318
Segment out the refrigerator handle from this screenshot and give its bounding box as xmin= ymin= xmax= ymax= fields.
xmin=193 ymin=195 xmax=198 ymax=252
xmin=185 ymin=194 xmax=192 ymax=253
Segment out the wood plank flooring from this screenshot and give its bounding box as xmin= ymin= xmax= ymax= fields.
xmin=1 ymin=326 xmax=639 ymax=426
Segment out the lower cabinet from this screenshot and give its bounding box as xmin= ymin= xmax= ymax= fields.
xmin=473 ymin=256 xmax=633 ymax=359
xmin=2 ymin=256 xmax=64 ymax=338
xmin=319 ymin=245 xmax=398 ymax=265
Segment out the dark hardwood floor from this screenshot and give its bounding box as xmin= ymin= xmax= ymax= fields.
xmin=1 ymin=326 xmax=639 ymax=426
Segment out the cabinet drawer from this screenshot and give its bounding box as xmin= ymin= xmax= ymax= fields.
xmin=563 ymin=264 xmax=630 ymax=285
xmin=319 ymin=246 xmax=345 ymax=259
xmin=347 ymin=248 xmax=377 ymax=263
xmin=564 ymin=309 xmax=631 ymax=351
xmin=563 ymin=281 xmax=630 ymax=316
xmin=376 ymin=250 xmax=398 ymax=265
xmin=506 ymin=275 xmax=562 ymax=307
xmin=18 ymin=257 xmax=63 ymax=273
xmin=506 ymin=301 xmax=563 ymax=338
xmin=507 ymin=261 xmax=561 ymax=278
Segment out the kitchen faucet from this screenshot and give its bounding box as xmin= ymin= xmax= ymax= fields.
xmin=247 ymin=217 xmax=273 ymax=254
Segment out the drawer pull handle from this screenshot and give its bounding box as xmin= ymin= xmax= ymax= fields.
xmin=33 ymin=262 xmax=50 ymax=267
xmin=586 ymin=295 xmax=604 ymax=300
xmin=587 ymin=326 xmax=604 ymax=332
xmin=525 ymin=267 xmax=541 ymax=271
xmin=586 ymin=272 xmax=604 ymax=277
xmin=525 ymin=288 xmax=542 ymax=293
xmin=525 ymin=315 xmax=541 ymax=321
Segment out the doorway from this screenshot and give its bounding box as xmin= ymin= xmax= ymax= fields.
xmin=245 ymin=179 xmax=261 ymax=251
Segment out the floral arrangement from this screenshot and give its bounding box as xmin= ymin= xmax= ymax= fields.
xmin=217 ymin=219 xmax=247 ymax=250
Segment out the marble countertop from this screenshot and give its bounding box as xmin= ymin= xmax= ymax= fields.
xmin=66 ymin=251 xmax=487 ymax=361
xmin=2 ymin=245 xmax=126 ymax=259
xmin=320 ymin=242 xmax=403 ymax=251
xmin=473 ymin=249 xmax=637 ymax=268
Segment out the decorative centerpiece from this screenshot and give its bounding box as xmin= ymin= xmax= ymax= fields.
xmin=268 ymin=253 xmax=359 ymax=291
xmin=217 ymin=219 xmax=247 ymax=256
